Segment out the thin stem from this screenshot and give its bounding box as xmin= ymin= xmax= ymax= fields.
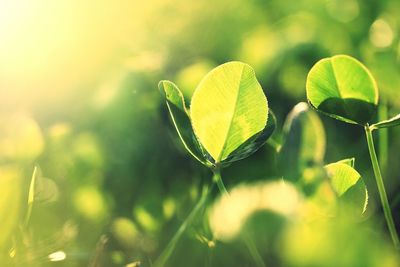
xmin=25 ymin=166 xmax=38 ymax=228
xmin=212 ymin=168 xmax=266 ymax=267
xmin=365 ymin=125 xmax=400 ymax=249
xmin=212 ymin=168 xmax=228 ymax=195
xmin=378 ymin=100 xmax=388 ymax=175
xmin=154 ymin=185 xmax=211 ymax=267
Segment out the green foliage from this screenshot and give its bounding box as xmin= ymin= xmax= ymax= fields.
xmin=325 ymin=162 xmax=360 ymax=196
xmin=277 ymin=102 xmax=368 ymax=214
xmin=325 ymin=161 xmax=368 ymax=214
xmin=161 ymin=61 xmax=272 ymax=167
xmin=26 ymin=166 xmax=59 ymax=210
xmin=159 ymin=62 xmax=274 ymax=267
xmin=307 ymin=54 xmax=399 ymax=247
xmin=190 ymin=61 xmax=268 ymax=162
xmin=3 ymin=1 xmax=400 ymax=265
xmin=306 ymin=55 xmax=378 ymax=125
xmin=221 ymin=111 xmax=276 ymax=167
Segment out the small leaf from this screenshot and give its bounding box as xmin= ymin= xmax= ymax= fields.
xmin=221 ymin=110 xmax=276 ymax=167
xmin=306 ymin=55 xmax=378 ymax=125
xmin=158 ymin=80 xmax=208 ymax=165
xmin=190 ymin=62 xmax=268 ymax=162
xmin=325 ymin=163 xmax=359 ymax=196
xmin=278 ymin=102 xmax=326 ymax=182
xmin=371 ymin=113 xmax=400 ymax=130
xmin=27 ymin=166 xmax=59 ymax=210
xmin=325 ymin=162 xmax=368 ymax=214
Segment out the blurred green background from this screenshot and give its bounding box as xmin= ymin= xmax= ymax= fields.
xmin=1 ymin=0 xmax=400 ymax=266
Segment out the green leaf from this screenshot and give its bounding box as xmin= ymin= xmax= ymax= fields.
xmin=371 ymin=113 xmax=400 ymax=130
xmin=325 ymin=162 xmax=368 ymax=214
xmin=278 ymin=102 xmax=326 ymax=182
xmin=190 ymin=61 xmax=268 ymax=162
xmin=325 ymin=163 xmax=359 ymax=196
xmin=221 ymin=110 xmax=276 ymax=167
xmin=306 ymin=55 xmax=378 ymax=125
xmin=25 ymin=166 xmax=59 ymax=227
xmin=158 ymin=80 xmax=208 ymax=165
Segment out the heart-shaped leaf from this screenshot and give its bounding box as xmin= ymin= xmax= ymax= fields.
xmin=278 ymin=102 xmax=326 ymax=182
xmin=158 ymin=80 xmax=208 ymax=165
xmin=27 ymin=166 xmax=59 ymax=208
xmin=325 ymin=161 xmax=368 ymax=214
xmin=190 ymin=61 xmax=268 ymax=162
xmin=221 ymin=110 xmax=276 ymax=167
xmin=306 ymin=55 xmax=378 ymax=125
xmin=371 ymin=113 xmax=400 ymax=130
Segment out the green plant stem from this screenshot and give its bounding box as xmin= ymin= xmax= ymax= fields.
xmin=25 ymin=166 xmax=38 ymax=228
xmin=365 ymin=125 xmax=399 ymax=249
xmin=153 ymin=185 xmax=211 ymax=267
xmin=378 ymin=100 xmax=388 ymax=175
xmin=212 ymin=168 xmax=228 ymax=195
xmin=212 ymin=168 xmax=266 ymax=267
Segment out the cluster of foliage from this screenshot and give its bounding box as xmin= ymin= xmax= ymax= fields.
xmin=2 ymin=0 xmax=400 ymax=266
xmin=155 ymin=56 xmax=400 ymax=266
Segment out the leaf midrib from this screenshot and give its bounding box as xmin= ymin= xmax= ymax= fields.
xmin=330 ymin=58 xmax=354 ymax=121
xmin=216 ymin=65 xmax=245 ymax=162
xmin=330 ymin=59 xmax=343 ymax=99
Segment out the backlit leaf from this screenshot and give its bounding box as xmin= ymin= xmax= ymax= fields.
xmin=190 ymin=62 xmax=268 ymax=162
xmin=221 ymin=110 xmax=276 ymax=167
xmin=325 ymin=161 xmax=368 ymax=213
xmin=306 ymin=55 xmax=378 ymax=125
